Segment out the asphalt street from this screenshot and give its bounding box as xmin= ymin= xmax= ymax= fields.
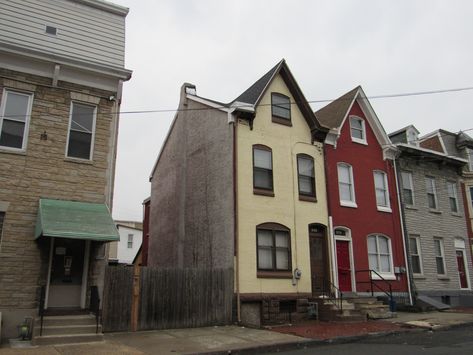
xmin=263 ymin=324 xmax=473 ymax=355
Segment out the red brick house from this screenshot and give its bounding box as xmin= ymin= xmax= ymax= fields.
xmin=316 ymin=86 xmax=411 ymax=303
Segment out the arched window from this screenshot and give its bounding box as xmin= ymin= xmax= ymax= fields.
xmin=256 ymin=223 xmax=291 ymax=272
xmin=367 ymin=234 xmax=393 ymax=276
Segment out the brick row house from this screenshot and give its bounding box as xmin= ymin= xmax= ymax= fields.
xmin=147 ymin=60 xmax=473 ymax=326
xmin=315 ymin=87 xmax=410 ymax=303
xmin=0 ymin=0 xmax=131 ymax=342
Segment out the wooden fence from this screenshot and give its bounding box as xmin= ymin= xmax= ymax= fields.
xmin=102 ymin=265 xmax=233 ymax=332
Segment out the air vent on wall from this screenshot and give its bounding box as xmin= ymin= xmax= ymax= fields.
xmin=45 ymin=26 xmax=57 ymax=35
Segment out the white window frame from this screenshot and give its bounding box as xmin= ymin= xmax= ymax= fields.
xmin=425 ymin=176 xmax=438 ymax=210
xmin=401 ymin=171 xmax=415 ymax=206
xmin=337 ymin=163 xmax=357 ymax=208
xmin=454 ymin=238 xmax=471 ymax=290
xmin=0 ymin=89 xmax=34 ymax=152
xmin=373 ymin=170 xmax=391 ymax=212
xmin=446 ymin=181 xmax=459 ymax=213
xmin=434 ymin=238 xmax=447 ymax=276
xmin=409 ymin=235 xmax=423 ymax=276
xmin=127 ymin=234 xmax=133 ymax=249
xmin=367 ymin=234 xmax=395 ymax=280
xmin=349 ymin=116 xmax=367 ymax=145
xmin=65 ymin=101 xmax=97 ymax=161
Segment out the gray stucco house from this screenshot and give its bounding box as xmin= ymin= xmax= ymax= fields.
xmin=389 ymin=126 xmax=473 ymax=307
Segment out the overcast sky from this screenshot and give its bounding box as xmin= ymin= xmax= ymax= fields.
xmin=110 ymin=0 xmax=473 ymax=221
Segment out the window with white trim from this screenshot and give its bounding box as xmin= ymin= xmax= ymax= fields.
xmin=0 ymin=89 xmax=33 ymax=150
xmin=127 ymin=234 xmax=133 ymax=249
xmin=434 ymin=238 xmax=446 ymax=275
xmin=367 ymin=235 xmax=393 ymax=276
xmin=337 ymin=163 xmax=356 ymax=207
xmin=373 ymin=171 xmax=390 ymax=210
xmin=401 ymin=171 xmax=415 ymax=206
xmin=66 ymin=102 xmax=96 ymax=160
xmin=425 ymin=177 xmax=438 ymax=209
xmin=349 ymin=116 xmax=366 ymax=144
xmin=409 ymin=236 xmax=423 ymax=275
xmin=446 ymin=181 xmax=459 ymax=213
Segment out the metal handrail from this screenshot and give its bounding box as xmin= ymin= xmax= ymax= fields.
xmin=38 ymin=286 xmax=46 ymax=336
xmin=321 ymin=278 xmax=343 ymax=313
xmin=90 ymin=286 xmax=100 ymax=334
xmin=355 ymin=269 xmax=394 ymax=311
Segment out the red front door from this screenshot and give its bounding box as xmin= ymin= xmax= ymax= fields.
xmin=456 ymin=250 xmax=468 ymax=289
xmin=336 ymin=240 xmax=352 ymax=292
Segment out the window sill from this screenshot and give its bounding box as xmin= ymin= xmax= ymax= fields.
xmin=405 ymin=205 xmax=418 ymax=210
xmin=253 ymin=188 xmax=274 ymax=197
xmin=257 ymin=271 xmax=293 ymax=279
xmin=351 ymin=138 xmax=368 ymax=146
xmin=271 ymin=116 xmax=292 ymax=126
xmin=299 ymin=195 xmax=317 ymax=203
xmin=437 ymin=276 xmax=450 ymax=280
xmin=377 ymin=206 xmax=392 ymax=213
xmin=0 ymin=147 xmax=27 ymax=156
xmin=451 ymin=212 xmax=463 ymax=218
xmin=429 ymin=209 xmax=442 ymax=214
xmin=371 ymin=273 xmax=396 ymax=281
xmin=64 ymin=157 xmax=94 ymax=165
xmin=340 ymin=201 xmax=358 ymax=208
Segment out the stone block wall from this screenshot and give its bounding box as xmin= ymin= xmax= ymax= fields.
xmin=0 ymin=68 xmax=117 ymax=340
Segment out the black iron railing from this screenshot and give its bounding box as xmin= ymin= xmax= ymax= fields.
xmin=90 ymin=286 xmax=100 ymax=333
xmin=38 ymin=286 xmax=46 ymax=336
xmin=355 ymin=269 xmax=395 ymax=311
xmin=321 ymin=278 xmax=343 ymax=313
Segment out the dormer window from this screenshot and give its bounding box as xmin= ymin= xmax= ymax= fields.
xmin=349 ymin=116 xmax=366 ymax=144
xmin=271 ymin=93 xmax=291 ymax=126
xmin=407 ymin=129 xmax=418 ymax=146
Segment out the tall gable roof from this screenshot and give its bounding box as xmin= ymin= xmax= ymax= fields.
xmin=315 ymin=86 xmax=359 ymax=129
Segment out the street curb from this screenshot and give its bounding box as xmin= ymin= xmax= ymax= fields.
xmin=195 ymin=322 xmax=473 ymax=355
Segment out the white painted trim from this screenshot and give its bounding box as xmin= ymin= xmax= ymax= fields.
xmin=425 ymin=176 xmax=439 ymax=210
xmin=455 ymin=238 xmax=471 ymax=290
xmin=397 ymin=143 xmax=468 ymax=163
xmin=433 ymin=237 xmax=447 ymax=276
xmin=65 ymin=101 xmax=97 ymax=161
xmin=409 ymin=235 xmax=424 ymax=276
xmin=333 ymin=227 xmax=356 ymax=293
xmin=337 ymin=162 xmax=357 ymax=207
xmin=186 ymin=95 xmax=230 ymax=112
xmin=446 ymin=181 xmax=460 ymax=213
xmin=45 ymin=237 xmax=55 ymax=309
xmin=80 ymin=240 xmax=91 ymax=309
xmin=367 ymin=234 xmax=395 ymax=279
xmin=401 ymin=170 xmax=415 ymax=207
xmin=0 ymin=88 xmax=34 ymax=152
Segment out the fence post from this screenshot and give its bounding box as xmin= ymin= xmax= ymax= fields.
xmin=131 ymin=263 xmax=142 ymax=331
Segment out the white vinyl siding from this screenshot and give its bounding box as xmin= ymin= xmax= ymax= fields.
xmin=373 ymin=171 xmax=391 ymax=211
xmin=0 ymin=0 xmax=126 ymax=68
xmin=337 ymin=163 xmax=356 ymax=207
xmin=0 ymin=89 xmax=33 ymax=151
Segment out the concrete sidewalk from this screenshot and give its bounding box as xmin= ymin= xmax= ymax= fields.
xmin=1 ymin=310 xmax=473 ymax=355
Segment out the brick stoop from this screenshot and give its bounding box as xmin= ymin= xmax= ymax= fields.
xmin=32 ymin=314 xmax=103 ymax=346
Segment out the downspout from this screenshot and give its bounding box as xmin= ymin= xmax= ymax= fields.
xmin=231 ymin=111 xmax=241 ymax=323
xmin=393 ymin=156 xmax=414 ymax=305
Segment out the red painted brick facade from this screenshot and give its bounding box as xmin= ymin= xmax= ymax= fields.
xmin=324 ymin=101 xmax=408 ymax=293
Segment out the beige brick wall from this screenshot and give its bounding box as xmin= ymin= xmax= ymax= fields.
xmin=0 ymin=68 xmax=116 ymax=310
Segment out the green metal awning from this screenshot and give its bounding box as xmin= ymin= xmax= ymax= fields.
xmin=35 ymin=198 xmax=119 ymax=241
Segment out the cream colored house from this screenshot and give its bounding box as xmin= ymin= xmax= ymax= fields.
xmin=148 ymin=60 xmax=330 ymax=326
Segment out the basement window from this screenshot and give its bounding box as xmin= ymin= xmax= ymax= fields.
xmin=45 ymin=26 xmax=57 ymax=36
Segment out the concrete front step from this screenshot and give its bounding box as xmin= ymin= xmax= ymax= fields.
xmin=33 ymin=333 xmax=104 ymax=346
xmin=355 ymin=303 xmax=389 ymax=310
xmin=36 ymin=314 xmax=97 ymax=327
xmin=34 ymin=324 xmax=101 ymax=336
xmin=366 ymin=311 xmax=397 ymax=319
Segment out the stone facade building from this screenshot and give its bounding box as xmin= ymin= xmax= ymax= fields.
xmin=390 ymin=127 xmax=473 ymax=306
xmin=0 ymin=0 xmax=131 ymax=341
